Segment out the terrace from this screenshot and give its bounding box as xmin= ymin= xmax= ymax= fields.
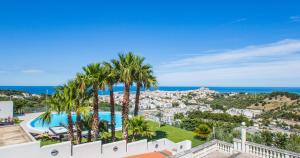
xmin=0 ymin=125 xmax=33 ymax=147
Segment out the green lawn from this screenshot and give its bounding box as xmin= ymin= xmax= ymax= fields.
xmin=116 ymin=121 xmax=205 ymax=147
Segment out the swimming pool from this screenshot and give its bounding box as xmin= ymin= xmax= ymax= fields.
xmin=29 ymin=112 xmax=122 ymax=131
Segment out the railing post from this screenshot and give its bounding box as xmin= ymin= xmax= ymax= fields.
xmin=241 ymin=122 xmax=246 ymax=153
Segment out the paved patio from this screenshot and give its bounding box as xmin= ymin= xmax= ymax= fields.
xmin=0 ymin=125 xmax=32 ymax=147
xmin=202 ymin=151 xmax=261 ymax=158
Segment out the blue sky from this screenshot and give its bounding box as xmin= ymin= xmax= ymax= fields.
xmin=0 ymin=0 xmax=300 ymax=86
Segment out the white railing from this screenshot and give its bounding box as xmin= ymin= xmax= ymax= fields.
xmin=170 ymin=139 xmax=235 ymax=158
xmin=171 ymin=138 xmax=300 ymax=158
xmin=245 ymin=141 xmax=300 ymax=158
xmin=233 ymin=138 xmax=300 ymax=158
xmin=216 ymin=140 xmax=234 ymax=154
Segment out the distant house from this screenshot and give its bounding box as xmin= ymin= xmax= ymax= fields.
xmin=0 ymin=101 xmax=13 ymax=119
xmin=226 ymin=108 xmax=261 ymax=118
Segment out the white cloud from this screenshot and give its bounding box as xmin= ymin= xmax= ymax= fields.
xmin=22 ymin=69 xmax=44 ymax=74
xmin=290 ymin=16 xmax=300 ymax=22
xmin=157 ymin=39 xmax=300 ymax=86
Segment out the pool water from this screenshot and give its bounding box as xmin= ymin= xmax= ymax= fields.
xmin=30 ymin=112 xmax=122 ymax=130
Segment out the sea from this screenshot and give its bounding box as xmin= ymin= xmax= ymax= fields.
xmin=0 ymin=86 xmax=300 ymax=95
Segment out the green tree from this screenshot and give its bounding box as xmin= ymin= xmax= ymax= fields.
xmin=194 ymin=124 xmax=212 ymax=140
xmin=286 ymin=133 xmax=300 ymax=152
xmin=71 ymin=76 xmax=91 ymax=144
xmin=174 ymin=113 xmax=184 ymax=120
xmin=127 ymin=116 xmax=152 ymax=142
xmin=260 ymin=130 xmax=274 ymax=146
xmin=133 ymin=55 xmax=157 ymax=116
xmin=83 ymin=63 xmax=106 ymax=141
xmin=274 ymin=132 xmax=288 ymax=149
xmin=103 ymin=62 xmax=119 ymax=142
xmin=112 ymin=52 xmax=136 ymax=142
xmin=81 ymin=113 xmax=93 ymax=142
xmin=39 ymin=85 xmax=76 ymax=143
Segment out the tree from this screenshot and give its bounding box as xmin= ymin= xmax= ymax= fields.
xmin=39 ymin=85 xmax=75 ymax=143
xmin=72 ymin=75 xmax=91 ymax=144
xmin=174 ymin=113 xmax=184 ymax=120
xmin=260 ymin=130 xmax=274 ymax=146
xmin=81 ymin=113 xmax=93 ymax=142
xmin=83 ymin=63 xmax=105 ymax=141
xmin=101 ymin=132 xmax=110 ymax=144
xmin=103 ymin=62 xmax=119 ymax=142
xmin=286 ymin=133 xmax=300 ymax=152
xmin=112 ymin=52 xmax=136 ymax=142
xmin=133 ymin=55 xmax=157 ymax=116
xmin=127 ymin=116 xmax=152 ymax=142
xmin=194 ymin=124 xmax=212 ymax=140
xmin=274 ymin=132 xmax=288 ymax=149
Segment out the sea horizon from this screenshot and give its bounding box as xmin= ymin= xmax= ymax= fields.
xmin=0 ymin=86 xmax=300 ymax=95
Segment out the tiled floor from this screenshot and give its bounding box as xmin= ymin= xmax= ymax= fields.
xmin=0 ymin=125 xmax=32 ymax=147
xmin=203 ymin=151 xmax=261 ymax=158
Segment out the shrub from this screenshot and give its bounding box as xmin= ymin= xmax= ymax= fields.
xmin=194 ymin=124 xmax=212 ymax=140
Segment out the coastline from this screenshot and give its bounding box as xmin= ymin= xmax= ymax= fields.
xmin=0 ymin=86 xmax=300 ymax=95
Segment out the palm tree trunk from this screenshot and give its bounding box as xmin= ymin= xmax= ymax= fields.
xmin=67 ymin=112 xmax=75 ymax=143
xmin=134 ymin=81 xmax=141 ymax=116
xmin=75 ymin=110 xmax=82 ymax=144
xmin=109 ymin=84 xmax=116 ymax=142
xmin=122 ymin=83 xmax=130 ymax=142
xmin=92 ymin=83 xmax=99 ymax=141
xmin=87 ymin=130 xmax=92 ymax=142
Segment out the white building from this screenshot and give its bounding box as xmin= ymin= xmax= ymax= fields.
xmin=226 ymin=108 xmax=259 ymax=118
xmin=0 ymin=101 xmax=13 ymax=119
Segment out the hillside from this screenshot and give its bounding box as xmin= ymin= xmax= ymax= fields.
xmin=248 ymin=96 xmax=298 ymax=111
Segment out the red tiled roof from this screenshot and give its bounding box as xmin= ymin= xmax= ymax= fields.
xmin=126 ymin=150 xmax=172 ymax=158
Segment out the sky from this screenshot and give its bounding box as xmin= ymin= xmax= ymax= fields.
xmin=0 ymin=0 xmax=300 ymax=87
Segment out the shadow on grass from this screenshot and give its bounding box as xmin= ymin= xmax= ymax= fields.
xmin=150 ymin=130 xmax=168 ymax=141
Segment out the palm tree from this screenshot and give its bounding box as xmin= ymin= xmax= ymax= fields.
xmin=39 ymin=85 xmax=75 ymax=143
xmin=73 ymin=74 xmax=91 ymax=144
xmin=83 ymin=63 xmax=103 ymax=141
xmin=127 ymin=116 xmax=152 ymax=142
xmin=103 ymin=62 xmax=119 ymax=142
xmin=194 ymin=124 xmax=212 ymax=140
xmin=81 ymin=113 xmax=93 ymax=142
xmin=62 ymin=83 xmax=77 ymax=143
xmin=112 ymin=52 xmax=136 ymax=142
xmin=133 ymin=55 xmax=157 ymax=116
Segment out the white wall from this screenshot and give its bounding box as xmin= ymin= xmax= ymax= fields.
xmin=101 ymin=140 xmax=127 ymax=158
xmin=0 ymin=101 xmax=13 ymax=119
xmin=0 ymin=142 xmax=40 ymax=158
xmin=126 ymin=139 xmax=148 ymax=156
xmin=0 ymin=138 xmax=192 ymax=158
xmin=73 ymin=141 xmax=101 ymax=158
xmin=147 ymin=139 xmax=166 ymax=152
xmin=40 ymin=141 xmax=72 ymax=158
xmin=175 ymin=140 xmax=192 ymax=153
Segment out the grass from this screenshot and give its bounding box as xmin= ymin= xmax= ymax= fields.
xmin=115 ymin=121 xmax=205 ymax=147
xmin=40 ymin=121 xmax=205 ymax=147
xmin=40 ymin=139 xmax=60 ymax=146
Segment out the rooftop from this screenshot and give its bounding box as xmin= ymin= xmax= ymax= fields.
xmin=126 ymin=150 xmax=172 ymax=158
